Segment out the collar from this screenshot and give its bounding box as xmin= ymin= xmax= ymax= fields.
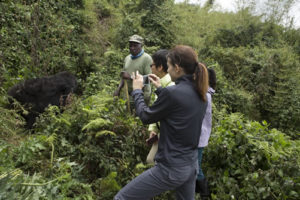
xmin=160 ymin=74 xmax=172 ymax=87
xmin=131 ymin=49 xmax=144 ymax=59
xmin=175 ymin=74 xmax=194 ymax=85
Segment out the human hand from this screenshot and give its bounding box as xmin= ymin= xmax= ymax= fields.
xmin=132 ymin=71 xmax=144 ymax=90
xmin=113 ymin=89 xmax=120 ymax=97
xmin=149 ymin=131 xmax=157 ymax=139
xmin=149 ymin=74 xmax=161 ymax=88
xmin=146 ymin=132 xmax=158 ymax=145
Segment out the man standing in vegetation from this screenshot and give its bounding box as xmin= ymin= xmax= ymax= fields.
xmin=113 ymin=34 xmax=152 ymax=107
xmin=146 ymin=49 xmax=175 ymax=164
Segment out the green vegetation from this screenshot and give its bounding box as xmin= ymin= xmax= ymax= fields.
xmin=0 ymin=0 xmax=299 ymax=199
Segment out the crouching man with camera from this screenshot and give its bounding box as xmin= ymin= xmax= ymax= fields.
xmin=114 ymin=45 xmax=209 ymax=200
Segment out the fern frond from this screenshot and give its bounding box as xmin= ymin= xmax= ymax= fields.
xmin=95 ymin=130 xmax=116 ymax=138
xmin=82 ymin=118 xmax=112 ymax=131
xmin=57 ymin=117 xmax=71 ymax=126
xmin=46 ymin=133 xmax=57 ymax=144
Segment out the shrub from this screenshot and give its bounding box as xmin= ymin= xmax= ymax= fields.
xmin=205 ymin=111 xmax=300 ymax=199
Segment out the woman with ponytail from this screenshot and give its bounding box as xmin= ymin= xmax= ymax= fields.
xmin=114 ymin=45 xmax=208 ymax=200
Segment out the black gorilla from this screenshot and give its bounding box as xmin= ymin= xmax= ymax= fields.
xmin=8 ymin=71 xmax=77 ymax=128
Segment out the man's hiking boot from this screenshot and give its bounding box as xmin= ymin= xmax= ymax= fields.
xmin=195 ymin=178 xmax=211 ymax=199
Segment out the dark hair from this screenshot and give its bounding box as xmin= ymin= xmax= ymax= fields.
xmin=207 ymin=68 xmax=216 ymax=90
xmin=152 ymin=49 xmax=168 ymax=73
xmin=167 ymin=45 xmax=208 ymax=101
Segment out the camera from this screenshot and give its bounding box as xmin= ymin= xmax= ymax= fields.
xmin=143 ymin=75 xmax=150 ymax=85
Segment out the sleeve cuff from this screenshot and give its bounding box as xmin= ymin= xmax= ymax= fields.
xmin=131 ymin=89 xmax=143 ymax=96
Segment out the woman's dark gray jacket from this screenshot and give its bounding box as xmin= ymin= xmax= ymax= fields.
xmin=131 ymin=74 xmax=207 ymax=167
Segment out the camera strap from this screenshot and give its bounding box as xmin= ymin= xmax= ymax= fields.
xmin=156 ymin=122 xmax=160 ymax=130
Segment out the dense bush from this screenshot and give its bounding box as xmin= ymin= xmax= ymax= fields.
xmin=0 ymin=91 xmax=151 ymax=199
xmin=1 ymin=91 xmax=299 ymax=199
xmin=173 ymin=4 xmax=300 ymax=138
xmin=204 ymin=110 xmax=300 ymax=199
xmin=113 ymin=0 xmax=176 ymax=49
xmin=207 ymin=44 xmax=300 ymax=138
xmin=0 ymin=0 xmax=106 ymax=90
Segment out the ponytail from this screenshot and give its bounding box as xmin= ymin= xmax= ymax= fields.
xmin=167 ymin=45 xmax=209 ymax=101
xmin=194 ymin=62 xmax=208 ymax=102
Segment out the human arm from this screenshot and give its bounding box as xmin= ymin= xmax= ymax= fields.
xmin=148 ymin=74 xmax=161 ymax=88
xmin=132 ymin=72 xmax=161 ymax=91
xmin=147 ymin=123 xmax=159 ymax=144
xmin=132 ymin=71 xmax=172 ymax=124
xmin=142 ymin=55 xmax=152 ymax=75
xmin=131 ymin=86 xmax=172 ymax=124
xmin=148 ymin=131 xmax=157 ymax=138
xmin=146 ymin=132 xmax=158 ymax=145
xmin=113 ymin=71 xmax=134 ymax=97
xmin=113 ymin=79 xmax=124 ymax=97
